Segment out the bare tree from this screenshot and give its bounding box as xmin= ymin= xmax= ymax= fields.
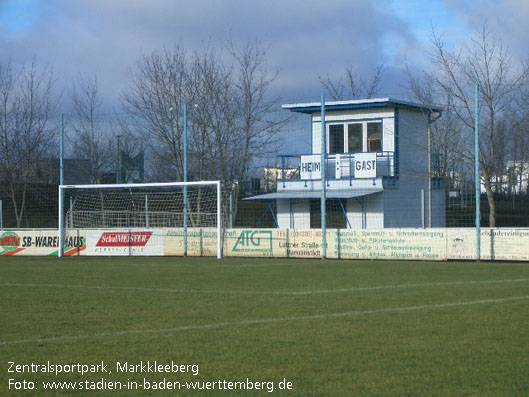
xmin=509 ymin=71 xmax=529 ymax=196
xmin=122 ymin=45 xmax=188 ymax=182
xmin=122 ymin=41 xmax=283 ymax=208
xmin=0 ymin=59 xmax=56 ymax=227
xmin=225 ymin=41 xmax=283 ymax=217
xmin=71 ymin=75 xmax=115 ymax=183
xmin=409 ymin=27 xmax=529 ymax=226
xmin=407 ymin=68 xmax=469 ymax=187
xmin=320 ymin=64 xmax=386 ymax=100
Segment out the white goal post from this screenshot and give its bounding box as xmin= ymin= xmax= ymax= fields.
xmin=58 ymin=181 xmax=222 ymax=258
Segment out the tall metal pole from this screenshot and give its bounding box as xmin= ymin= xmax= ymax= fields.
xmin=58 ymin=186 xmax=64 ymax=258
xmin=59 ymin=114 xmax=64 ymax=185
xmin=474 ymin=82 xmax=481 ymax=261
xmin=320 ymin=94 xmax=327 ymax=259
xmin=427 ymin=114 xmax=432 ymax=228
xmin=116 ymin=135 xmax=121 ymax=183
xmin=69 ymin=197 xmax=73 ymax=228
xmin=229 ymin=189 xmax=233 ymax=228
xmin=183 ymin=103 xmax=188 ymax=256
xmin=59 ymin=114 xmax=64 ymax=251
xmin=421 ymin=189 xmax=425 ymax=229
xmin=145 ymin=194 xmax=149 ymax=228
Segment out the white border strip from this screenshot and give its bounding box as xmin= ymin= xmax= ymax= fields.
xmin=60 ymin=181 xmax=220 ymax=190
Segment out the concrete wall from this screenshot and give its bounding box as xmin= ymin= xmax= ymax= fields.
xmin=277 ymin=194 xmax=384 ymax=230
xmin=277 ymin=199 xmax=310 ymax=229
xmin=383 ymin=108 xmax=445 ymax=228
xmin=346 ymin=194 xmax=384 ymax=229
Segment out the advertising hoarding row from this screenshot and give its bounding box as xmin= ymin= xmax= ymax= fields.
xmin=2 ymin=228 xmax=529 ymax=261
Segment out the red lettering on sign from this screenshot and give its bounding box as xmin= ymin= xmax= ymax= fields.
xmin=0 ymin=235 xmax=20 ymax=246
xmin=96 ymin=232 xmax=153 ymax=247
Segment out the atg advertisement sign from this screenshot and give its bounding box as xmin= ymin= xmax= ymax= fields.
xmin=224 ymin=229 xmax=275 ymax=257
xmin=232 ymin=230 xmax=273 ymax=253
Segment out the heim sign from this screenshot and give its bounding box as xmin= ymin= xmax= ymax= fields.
xmin=300 ymin=155 xmax=321 ymax=180
xmin=354 ymin=153 xmax=377 ymax=178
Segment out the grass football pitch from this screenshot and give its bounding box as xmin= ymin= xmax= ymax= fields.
xmin=1 ymin=256 xmax=529 ymax=396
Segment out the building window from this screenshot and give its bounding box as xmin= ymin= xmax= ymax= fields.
xmin=309 ymin=199 xmax=347 ymax=229
xmin=328 ymin=120 xmax=383 ymax=154
xmin=309 ymin=199 xmax=321 ymax=228
xmin=347 ymin=123 xmax=362 ymax=153
xmin=326 ymin=199 xmax=347 ymax=228
xmin=329 ymin=124 xmax=344 ymax=154
xmin=367 ymin=122 xmax=382 ymax=152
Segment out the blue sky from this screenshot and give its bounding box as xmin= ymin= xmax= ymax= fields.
xmin=0 ymin=0 xmax=38 ymax=34
xmin=390 ymin=0 xmax=467 ymax=48
xmin=0 ymin=0 xmax=526 ymax=109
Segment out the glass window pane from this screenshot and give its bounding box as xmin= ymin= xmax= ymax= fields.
xmin=329 ymin=124 xmax=344 ymax=154
xmin=326 ymin=199 xmax=347 ymax=229
xmin=309 ymin=199 xmax=321 ymax=228
xmin=347 ymin=123 xmax=362 ymax=153
xmin=367 ymin=122 xmax=382 ymax=152
xmin=310 ymin=199 xmax=346 ymax=229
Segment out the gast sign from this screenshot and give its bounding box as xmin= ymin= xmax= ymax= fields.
xmin=353 ymin=153 xmax=377 ymax=178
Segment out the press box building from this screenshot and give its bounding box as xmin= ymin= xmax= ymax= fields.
xmin=249 ymin=98 xmax=445 ymax=229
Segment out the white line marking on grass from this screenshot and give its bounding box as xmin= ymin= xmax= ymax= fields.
xmin=1 ymin=278 xmax=529 ymax=295
xmin=236 ymin=262 xmax=312 ymax=267
xmin=1 ymin=295 xmax=528 ymax=346
xmin=291 ymin=278 xmax=529 ymax=295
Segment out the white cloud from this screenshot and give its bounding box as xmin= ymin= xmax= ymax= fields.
xmin=444 ymin=0 xmax=529 ymax=63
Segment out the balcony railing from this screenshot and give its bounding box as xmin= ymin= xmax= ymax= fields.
xmin=276 ymin=151 xmax=396 ymax=187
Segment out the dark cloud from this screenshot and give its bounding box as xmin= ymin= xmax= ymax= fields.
xmin=0 ymin=0 xmax=422 ymax=110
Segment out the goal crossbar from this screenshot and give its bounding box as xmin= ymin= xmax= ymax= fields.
xmin=58 ymin=181 xmax=222 ymax=258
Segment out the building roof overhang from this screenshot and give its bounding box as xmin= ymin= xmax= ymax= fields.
xmin=244 ymin=188 xmax=383 ymax=201
xmin=282 ymin=97 xmax=442 ymax=115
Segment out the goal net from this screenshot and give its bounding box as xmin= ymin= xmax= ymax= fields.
xmin=58 ymin=181 xmax=222 ymax=258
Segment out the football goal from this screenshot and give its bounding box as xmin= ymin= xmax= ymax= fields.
xmin=58 ymin=181 xmax=222 ymax=258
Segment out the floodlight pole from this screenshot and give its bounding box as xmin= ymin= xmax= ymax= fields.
xmin=320 ymin=94 xmax=327 ymax=259
xmin=474 ymin=82 xmax=481 ymax=261
xmin=183 ymin=103 xmax=188 ymax=256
